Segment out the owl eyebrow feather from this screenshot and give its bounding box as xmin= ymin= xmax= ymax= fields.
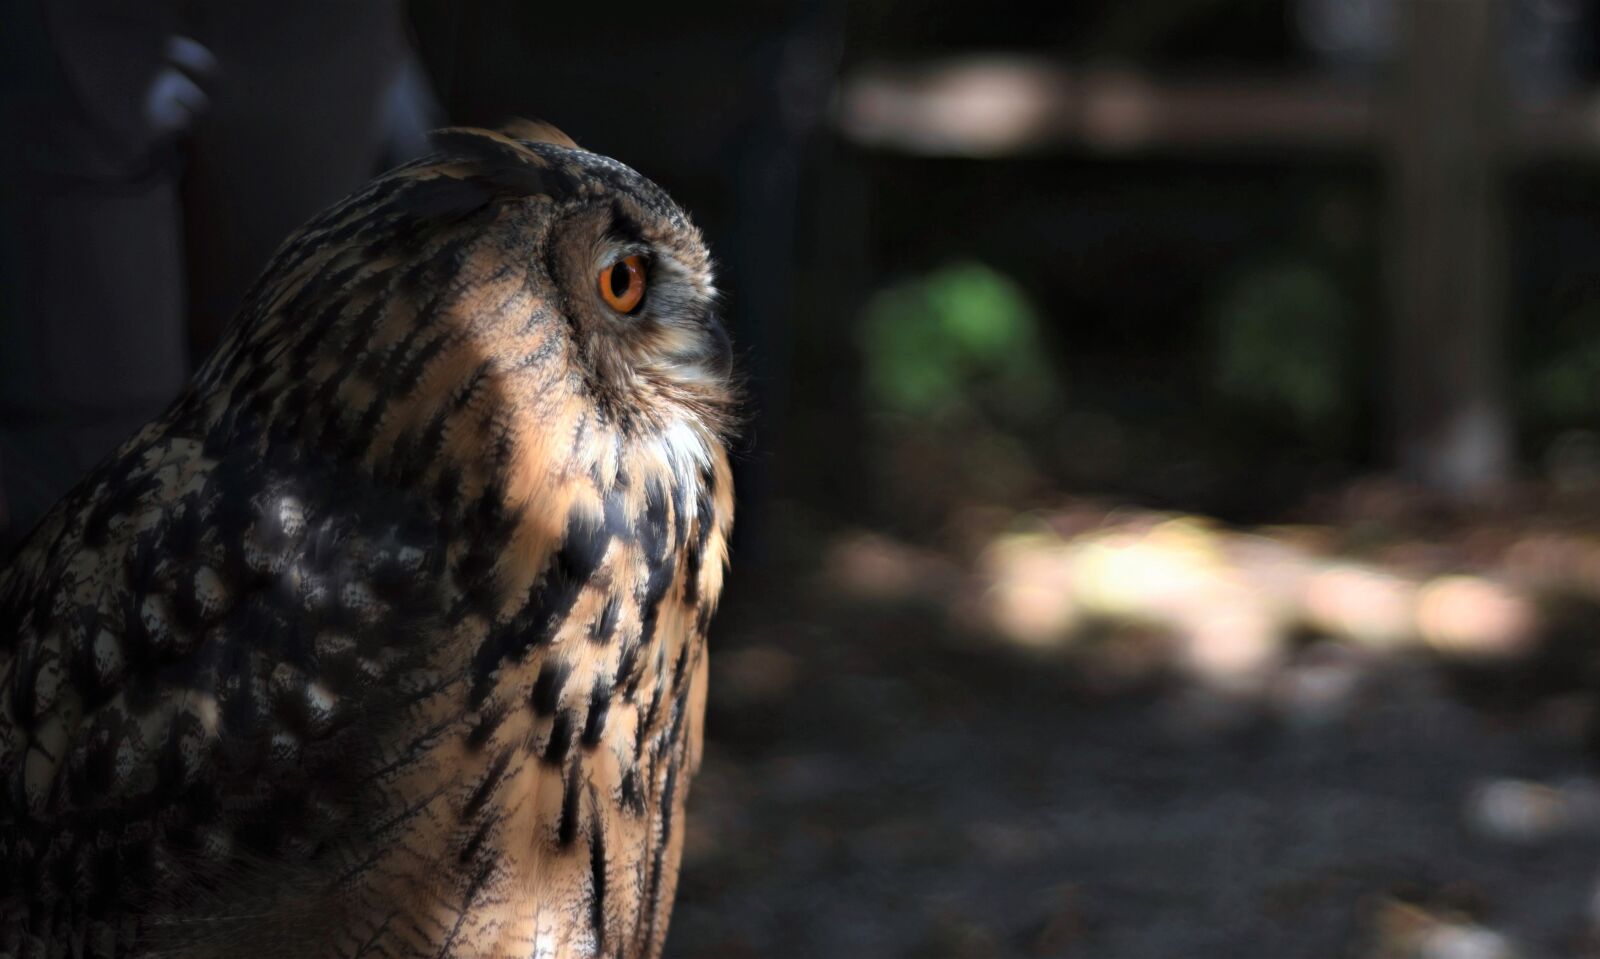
xmin=605 ymin=202 xmax=649 ymax=248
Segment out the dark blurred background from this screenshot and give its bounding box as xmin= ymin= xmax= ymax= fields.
xmin=11 ymin=0 xmax=1600 ymax=955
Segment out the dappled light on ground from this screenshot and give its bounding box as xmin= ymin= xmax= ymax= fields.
xmin=974 ymin=507 xmax=1544 ymax=688
xmin=820 ymin=495 xmax=1580 ymax=707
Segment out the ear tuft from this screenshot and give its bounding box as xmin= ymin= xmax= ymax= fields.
xmin=497 ymin=118 xmax=581 ymax=151
xmin=428 ymin=126 xmax=546 ymax=163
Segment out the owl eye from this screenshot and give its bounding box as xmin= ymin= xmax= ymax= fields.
xmin=598 ymin=255 xmax=647 ymax=314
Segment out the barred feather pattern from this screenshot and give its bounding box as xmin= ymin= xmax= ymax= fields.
xmin=0 ymin=128 xmax=736 ymax=959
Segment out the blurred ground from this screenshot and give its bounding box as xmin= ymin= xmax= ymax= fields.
xmin=668 ymin=483 xmax=1600 ymax=959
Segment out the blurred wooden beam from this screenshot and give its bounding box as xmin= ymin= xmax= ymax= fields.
xmin=1388 ymin=0 xmax=1510 ymax=498
xmin=836 ymin=55 xmax=1600 ymax=161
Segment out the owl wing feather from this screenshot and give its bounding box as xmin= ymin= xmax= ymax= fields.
xmin=0 ymin=408 xmax=450 ymax=955
xmin=0 ymin=394 xmax=721 ymax=959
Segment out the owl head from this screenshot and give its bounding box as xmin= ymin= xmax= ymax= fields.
xmin=196 ymin=123 xmax=738 ymax=515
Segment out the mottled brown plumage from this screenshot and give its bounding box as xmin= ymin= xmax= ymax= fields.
xmin=0 ymin=126 xmax=736 ymax=959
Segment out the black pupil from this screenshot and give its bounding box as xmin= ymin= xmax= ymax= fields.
xmin=609 ymin=261 xmax=633 ymax=299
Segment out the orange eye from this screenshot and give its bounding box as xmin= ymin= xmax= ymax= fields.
xmin=598 ymin=255 xmax=647 ymax=314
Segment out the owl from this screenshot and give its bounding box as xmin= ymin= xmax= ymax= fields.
xmin=0 ymin=124 xmax=736 ymax=959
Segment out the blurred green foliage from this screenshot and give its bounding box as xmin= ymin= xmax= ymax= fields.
xmin=857 ymin=261 xmax=1059 ymax=423
xmin=1207 ymin=259 xmax=1353 ymax=443
xmin=1525 ymin=298 xmax=1600 ymax=430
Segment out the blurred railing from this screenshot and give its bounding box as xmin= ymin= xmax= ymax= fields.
xmin=832 ymin=1 xmax=1587 ymax=502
